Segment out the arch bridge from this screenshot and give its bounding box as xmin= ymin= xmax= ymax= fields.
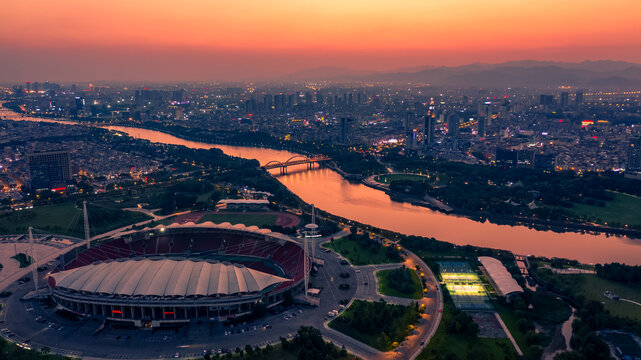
xmin=262 ymin=155 xmax=331 ymax=175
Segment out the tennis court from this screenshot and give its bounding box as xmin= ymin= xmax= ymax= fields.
xmin=439 ymin=261 xmax=493 ymax=310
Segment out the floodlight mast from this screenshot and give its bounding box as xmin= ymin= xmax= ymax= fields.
xmin=83 ymin=201 xmax=90 ymax=249
xmin=29 ymin=226 xmax=38 ymax=292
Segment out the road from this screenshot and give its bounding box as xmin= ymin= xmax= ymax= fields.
xmin=319 ymin=231 xmax=443 ymax=360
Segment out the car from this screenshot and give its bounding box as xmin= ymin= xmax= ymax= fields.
xmin=174 ymin=353 xmax=180 ymax=358
xmin=0 ymin=291 xmax=12 ymax=298
xmin=355 ymin=269 xmax=360 ymax=273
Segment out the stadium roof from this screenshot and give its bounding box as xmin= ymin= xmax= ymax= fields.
xmin=49 ymin=258 xmax=290 ymax=297
xmin=478 ymin=256 xmax=523 ymax=296
xmin=109 ymin=221 xmax=294 ymax=244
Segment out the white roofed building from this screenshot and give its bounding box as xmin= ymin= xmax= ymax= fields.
xmin=478 ymin=256 xmax=524 ymax=300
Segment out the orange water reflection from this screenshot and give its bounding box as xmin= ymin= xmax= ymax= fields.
xmin=103 ymin=126 xmax=641 ymax=265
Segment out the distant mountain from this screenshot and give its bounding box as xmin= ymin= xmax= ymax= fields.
xmin=283 ymin=60 xmax=641 ymax=88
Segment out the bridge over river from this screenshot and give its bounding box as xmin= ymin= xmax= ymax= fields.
xmin=262 ymin=155 xmax=331 ymax=174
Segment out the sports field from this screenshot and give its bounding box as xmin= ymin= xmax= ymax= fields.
xmin=438 ymin=261 xmax=492 ymax=310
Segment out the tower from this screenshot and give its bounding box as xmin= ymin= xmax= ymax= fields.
xmin=303 ymin=204 xmax=320 ymax=298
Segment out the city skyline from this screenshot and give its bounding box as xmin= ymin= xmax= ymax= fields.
xmin=1 ymin=0 xmax=641 ymax=81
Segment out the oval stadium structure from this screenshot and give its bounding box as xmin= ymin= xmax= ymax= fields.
xmin=47 ymin=222 xmax=308 ymax=327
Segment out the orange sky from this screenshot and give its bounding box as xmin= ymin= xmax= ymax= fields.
xmin=1 ymin=0 xmax=640 ymax=81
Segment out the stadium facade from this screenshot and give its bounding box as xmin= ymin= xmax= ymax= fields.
xmin=48 ymin=222 xmax=308 ymax=327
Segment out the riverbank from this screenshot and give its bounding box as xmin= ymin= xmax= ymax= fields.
xmin=4 ymin=105 xmax=641 ymax=265
xmin=362 ymin=174 xmax=641 ymax=239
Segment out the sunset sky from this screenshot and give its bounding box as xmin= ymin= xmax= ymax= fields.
xmin=1 ymin=0 xmax=640 ymax=82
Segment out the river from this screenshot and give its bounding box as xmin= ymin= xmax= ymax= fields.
xmin=2 ymin=107 xmax=641 ymax=265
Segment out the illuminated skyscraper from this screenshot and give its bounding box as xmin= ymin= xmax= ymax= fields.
xmin=424 ymin=98 xmax=436 ymax=151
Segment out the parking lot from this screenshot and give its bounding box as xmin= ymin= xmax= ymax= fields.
xmin=0 ymin=236 xmax=356 ymax=359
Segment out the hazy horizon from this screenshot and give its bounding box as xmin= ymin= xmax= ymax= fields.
xmin=1 ymin=0 xmax=641 ymax=83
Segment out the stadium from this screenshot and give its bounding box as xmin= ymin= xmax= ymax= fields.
xmin=47 ymin=222 xmax=308 ymax=327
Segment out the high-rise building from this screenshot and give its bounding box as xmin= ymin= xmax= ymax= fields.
xmin=560 ymin=92 xmax=569 ymax=107
xmin=339 ymin=117 xmax=353 ymax=144
xmin=75 ymin=97 xmax=85 ymax=111
xmin=478 ymin=116 xmax=486 ymax=137
xmin=447 ymin=113 xmax=459 ymax=137
xmin=575 ymin=91 xmax=584 ymax=107
xmin=628 ymin=137 xmax=641 ymax=172
xmin=424 ymin=115 xmax=435 ymax=151
xmin=404 ymin=112 xmax=415 ymax=150
xmin=171 ymin=89 xmax=185 ymax=102
xmin=534 ymin=153 xmax=557 ymax=171
xmin=539 ymin=94 xmax=554 ymax=107
xmin=27 ymin=150 xmax=72 ymax=191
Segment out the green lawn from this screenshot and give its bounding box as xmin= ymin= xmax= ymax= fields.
xmin=374 ymin=173 xmax=429 ymax=184
xmin=0 ymin=202 xmax=151 ymax=238
xmin=561 ymin=191 xmax=641 ymax=227
xmin=418 ymin=300 xmax=518 ymax=360
xmin=493 ymin=302 xmax=530 ymax=356
xmin=329 ymin=300 xmax=420 ymax=351
xmin=535 ymin=270 xmax=641 ymax=321
xmin=11 ymin=253 xmax=32 ymax=268
xmin=198 ymin=213 xmax=278 ymax=227
xmin=377 ymin=268 xmax=423 ymax=299
xmin=323 ymin=237 xmax=401 ymax=265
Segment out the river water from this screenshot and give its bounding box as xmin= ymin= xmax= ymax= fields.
xmin=2 ymin=107 xmax=640 ymax=265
